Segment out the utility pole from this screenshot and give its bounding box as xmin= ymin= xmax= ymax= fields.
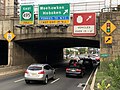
xmin=110 ymin=0 xmax=112 ymax=11
xmin=117 ymin=0 xmax=118 ymax=6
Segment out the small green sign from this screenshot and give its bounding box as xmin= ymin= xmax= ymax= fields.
xmin=100 ymin=54 xmax=110 ymax=58
xmin=38 ymin=3 xmax=70 ymax=25
xmin=20 ymin=5 xmax=34 ymax=25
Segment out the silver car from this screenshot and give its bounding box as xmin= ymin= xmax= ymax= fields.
xmin=24 ymin=64 xmax=55 ymax=84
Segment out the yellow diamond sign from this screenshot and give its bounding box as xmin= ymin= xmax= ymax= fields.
xmin=101 ymin=20 xmax=116 ymax=35
xmin=4 ymin=31 xmax=16 ymax=42
xmin=104 ymin=36 xmax=112 ymax=44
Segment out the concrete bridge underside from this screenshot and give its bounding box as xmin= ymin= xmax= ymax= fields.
xmin=6 ymin=37 xmax=99 ymax=66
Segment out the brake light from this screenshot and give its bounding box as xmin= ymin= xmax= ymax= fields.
xmin=74 ymin=63 xmax=77 ymax=66
xmin=66 ymin=68 xmax=70 ymax=71
xmin=76 ymin=69 xmax=81 ymax=72
xmin=96 ymin=57 xmax=100 ymax=60
xmin=25 ymin=70 xmax=28 ymax=74
xmin=38 ymin=71 xmax=45 ymax=74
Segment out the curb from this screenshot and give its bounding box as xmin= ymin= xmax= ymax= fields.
xmin=0 ymin=65 xmax=27 ymax=78
xmin=83 ymin=69 xmax=95 ymax=90
xmin=90 ymin=68 xmax=98 ymax=90
xmin=83 ymin=67 xmax=98 ymax=90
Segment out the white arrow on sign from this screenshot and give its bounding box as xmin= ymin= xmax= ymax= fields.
xmin=63 ymin=9 xmax=68 ymax=14
xmin=86 ymin=15 xmax=92 ymax=21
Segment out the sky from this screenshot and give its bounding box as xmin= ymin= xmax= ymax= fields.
xmin=19 ymin=0 xmax=103 ymax=3
xmin=18 ymin=0 xmax=120 ymax=8
xmin=18 ymin=0 xmax=120 ymax=14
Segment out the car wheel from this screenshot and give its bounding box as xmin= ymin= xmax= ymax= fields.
xmin=80 ymin=72 xmax=84 ymax=78
xmin=52 ymin=73 xmax=56 ymax=80
xmin=43 ymin=76 xmax=48 ymax=84
xmin=25 ymin=80 xmax=30 ymax=84
xmin=66 ymin=74 xmax=69 ymax=77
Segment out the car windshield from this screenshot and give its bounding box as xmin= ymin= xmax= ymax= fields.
xmin=28 ymin=66 xmax=42 ymax=70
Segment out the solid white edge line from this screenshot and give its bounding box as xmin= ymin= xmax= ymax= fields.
xmin=82 ymin=68 xmax=97 ymax=90
xmin=50 ymin=78 xmax=60 ymax=84
xmin=14 ymin=78 xmax=24 ymax=83
xmin=90 ymin=68 xmax=98 ymax=90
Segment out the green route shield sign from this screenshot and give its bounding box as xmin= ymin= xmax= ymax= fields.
xmin=20 ymin=5 xmax=34 ymax=25
xmin=38 ymin=3 xmax=70 ymax=25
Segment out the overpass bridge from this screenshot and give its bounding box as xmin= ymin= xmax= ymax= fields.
xmin=1 ymin=1 xmax=120 ymax=66
xmin=0 ymin=17 xmax=100 ymax=66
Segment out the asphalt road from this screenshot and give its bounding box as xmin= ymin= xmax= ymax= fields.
xmin=0 ymin=63 xmax=93 ymax=90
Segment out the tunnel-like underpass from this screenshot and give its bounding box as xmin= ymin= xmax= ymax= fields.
xmin=0 ymin=40 xmax=8 ymax=65
xmin=12 ymin=37 xmax=100 ymax=66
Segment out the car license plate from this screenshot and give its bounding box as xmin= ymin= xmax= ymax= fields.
xmin=71 ymin=70 xmax=75 ymax=72
xmin=31 ymin=73 xmax=37 ymax=76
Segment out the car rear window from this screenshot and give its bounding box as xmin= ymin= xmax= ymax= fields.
xmin=69 ymin=60 xmax=77 ymax=64
xmin=69 ymin=64 xmax=82 ymax=68
xmin=28 ymin=66 xmax=42 ymax=70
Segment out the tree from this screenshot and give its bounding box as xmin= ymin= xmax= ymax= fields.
xmin=78 ymin=48 xmax=86 ymax=54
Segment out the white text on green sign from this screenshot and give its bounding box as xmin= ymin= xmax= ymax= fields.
xmin=100 ymin=54 xmax=110 ymax=58
xmin=38 ymin=3 xmax=70 ymax=24
xmin=20 ymin=5 xmax=34 ymax=25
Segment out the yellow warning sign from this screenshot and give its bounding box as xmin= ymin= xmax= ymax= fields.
xmin=101 ymin=20 xmax=116 ymax=35
xmin=4 ymin=31 xmax=16 ymax=42
xmin=104 ymin=36 xmax=112 ymax=44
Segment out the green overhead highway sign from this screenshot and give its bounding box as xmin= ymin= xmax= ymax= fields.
xmin=38 ymin=3 xmax=70 ymax=25
xmin=20 ymin=5 xmax=34 ymax=25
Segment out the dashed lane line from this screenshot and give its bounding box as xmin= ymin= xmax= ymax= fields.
xmin=14 ymin=78 xmax=24 ymax=83
xmin=50 ymin=78 xmax=60 ymax=84
xmin=14 ymin=78 xmax=60 ymax=84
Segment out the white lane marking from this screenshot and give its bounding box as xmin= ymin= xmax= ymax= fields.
xmin=77 ymin=83 xmax=85 ymax=87
xmin=77 ymin=83 xmax=82 ymax=87
xmin=50 ymin=78 xmax=60 ymax=84
xmin=14 ymin=78 xmax=24 ymax=83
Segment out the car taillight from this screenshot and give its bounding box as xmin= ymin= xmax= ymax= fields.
xmin=66 ymin=68 xmax=70 ymax=71
xmin=96 ymin=57 xmax=100 ymax=60
xmin=38 ymin=71 xmax=45 ymax=74
xmin=25 ymin=70 xmax=28 ymax=74
xmin=76 ymin=69 xmax=81 ymax=72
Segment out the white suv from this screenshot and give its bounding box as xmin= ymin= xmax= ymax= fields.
xmin=24 ymin=64 xmax=55 ymax=84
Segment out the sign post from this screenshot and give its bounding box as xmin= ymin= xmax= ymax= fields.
xmin=20 ymin=5 xmax=34 ymax=25
xmin=38 ymin=3 xmax=70 ymax=25
xmin=73 ymin=13 xmax=96 ymax=36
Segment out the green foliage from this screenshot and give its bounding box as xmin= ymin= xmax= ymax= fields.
xmin=107 ymin=62 xmax=120 ymax=89
xmin=70 ymin=50 xmax=74 ymax=54
xmin=97 ymin=79 xmax=110 ymax=90
xmin=65 ymin=49 xmax=70 ymax=55
xmin=97 ymin=56 xmax=120 ymax=89
xmin=78 ymin=48 xmax=86 ymax=54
